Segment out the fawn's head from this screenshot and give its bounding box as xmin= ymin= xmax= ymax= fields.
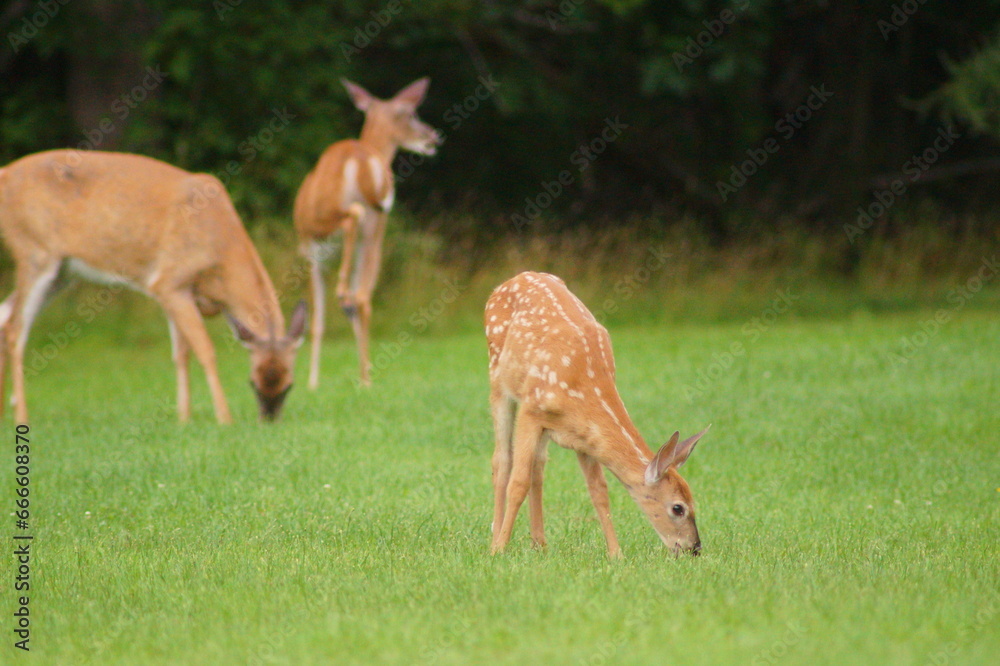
xmin=631 ymin=426 xmax=710 ymax=556
xmin=343 ymin=77 xmax=441 ymax=156
xmin=227 ymin=301 xmax=308 ymax=421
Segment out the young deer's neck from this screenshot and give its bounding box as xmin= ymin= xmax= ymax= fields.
xmin=359 ymin=116 xmax=400 ymax=165
xmin=585 ymin=397 xmax=653 ymax=492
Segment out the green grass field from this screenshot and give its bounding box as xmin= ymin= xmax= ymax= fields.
xmin=1 ymin=304 xmax=998 ymax=664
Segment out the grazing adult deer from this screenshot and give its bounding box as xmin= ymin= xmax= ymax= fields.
xmin=0 ymin=150 xmax=307 ymax=424
xmin=294 ymin=77 xmax=441 ymax=388
xmin=485 ymin=272 xmax=710 ymax=557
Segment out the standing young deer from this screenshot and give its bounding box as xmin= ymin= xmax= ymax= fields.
xmin=486 ymin=272 xmax=710 ymax=557
xmin=0 ymin=150 xmax=307 ymax=424
xmin=294 ymin=77 xmax=441 ymax=388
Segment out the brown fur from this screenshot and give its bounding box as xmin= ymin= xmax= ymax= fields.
xmin=485 ymin=272 xmax=709 ymax=557
xmin=294 ymin=77 xmax=441 ymax=389
xmin=0 ymin=150 xmax=306 ymax=424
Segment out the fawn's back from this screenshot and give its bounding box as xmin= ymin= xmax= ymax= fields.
xmin=485 ymin=272 xmax=638 ymax=444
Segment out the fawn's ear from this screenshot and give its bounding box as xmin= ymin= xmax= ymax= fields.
xmin=644 ymin=425 xmax=711 ymax=483
xmin=342 ymin=78 xmax=376 ymax=111
xmin=393 ymin=77 xmax=430 ymax=107
xmin=285 ymin=300 xmax=308 ymax=347
xmin=226 ymin=312 xmax=258 ymax=348
xmin=646 ymin=431 xmax=680 ymax=485
xmin=671 ymin=425 xmax=711 ymax=468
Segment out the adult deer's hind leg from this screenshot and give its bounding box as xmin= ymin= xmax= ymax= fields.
xmin=0 ymin=295 xmax=12 ymax=417
xmin=8 ymin=258 xmax=62 ymax=424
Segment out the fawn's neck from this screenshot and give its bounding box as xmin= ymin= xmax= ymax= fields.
xmin=585 ymin=396 xmax=652 ymax=491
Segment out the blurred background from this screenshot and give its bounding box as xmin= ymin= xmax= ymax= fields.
xmin=2 ymin=0 xmax=999 ymax=332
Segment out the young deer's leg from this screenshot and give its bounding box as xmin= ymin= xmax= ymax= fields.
xmin=350 ymin=210 xmax=387 ymax=387
xmin=490 ymin=391 xmax=515 ymax=535
xmin=528 ymin=433 xmax=550 ymax=549
xmin=157 ymin=291 xmax=231 ymax=424
xmin=9 ymin=259 xmax=62 ymax=424
xmin=167 ymin=319 xmax=191 ymax=423
xmin=307 ymin=246 xmax=326 ymax=391
xmin=576 ymin=452 xmax=622 ymax=559
xmin=492 ymin=413 xmax=544 ymax=554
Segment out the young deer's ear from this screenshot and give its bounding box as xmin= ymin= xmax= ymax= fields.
xmin=645 ymin=431 xmax=680 ymax=485
xmin=286 ymin=300 xmax=308 ymax=347
xmin=226 ymin=313 xmax=258 ymax=348
xmin=671 ymin=424 xmax=711 ymax=468
xmin=341 ymin=78 xmax=376 ymax=112
xmin=393 ymin=77 xmax=430 ymax=107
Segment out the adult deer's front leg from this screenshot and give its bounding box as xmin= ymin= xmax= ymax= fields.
xmin=577 ymin=452 xmax=622 ymax=558
xmin=167 ymin=319 xmax=191 ymax=423
xmin=335 ymin=206 xmax=362 ymax=310
xmin=159 ymin=291 xmax=231 ymax=424
xmin=308 ymin=251 xmax=326 ymax=391
xmin=350 ymin=211 xmax=387 ymax=386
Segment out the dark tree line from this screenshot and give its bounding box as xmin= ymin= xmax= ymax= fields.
xmin=2 ymin=0 xmax=999 ymax=242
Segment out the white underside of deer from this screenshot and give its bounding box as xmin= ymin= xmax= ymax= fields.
xmin=485 ymin=272 xmax=710 ymax=557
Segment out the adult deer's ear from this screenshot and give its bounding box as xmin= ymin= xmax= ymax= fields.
xmin=342 ymin=78 xmax=376 ymax=112
xmin=226 ymin=312 xmax=258 ymax=348
xmin=393 ymin=77 xmax=430 ymax=107
xmin=286 ymin=300 xmax=308 ymax=347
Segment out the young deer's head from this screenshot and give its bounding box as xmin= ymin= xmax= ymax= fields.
xmin=630 ymin=427 xmax=710 ymax=555
xmin=342 ymin=77 xmax=442 ymax=156
xmin=227 ymin=301 xmax=308 ymax=421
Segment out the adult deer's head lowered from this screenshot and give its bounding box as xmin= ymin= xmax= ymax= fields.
xmin=228 ymin=301 xmax=308 ymax=421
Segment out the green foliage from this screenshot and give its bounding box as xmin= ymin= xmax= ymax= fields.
xmin=923 ymin=32 xmax=1000 ymax=138
xmin=2 ymin=0 xmax=1000 ymax=233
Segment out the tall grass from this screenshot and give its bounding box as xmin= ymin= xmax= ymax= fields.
xmin=2 ymin=215 xmax=998 ymax=343
xmin=247 ymin=215 xmax=1000 ymax=336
